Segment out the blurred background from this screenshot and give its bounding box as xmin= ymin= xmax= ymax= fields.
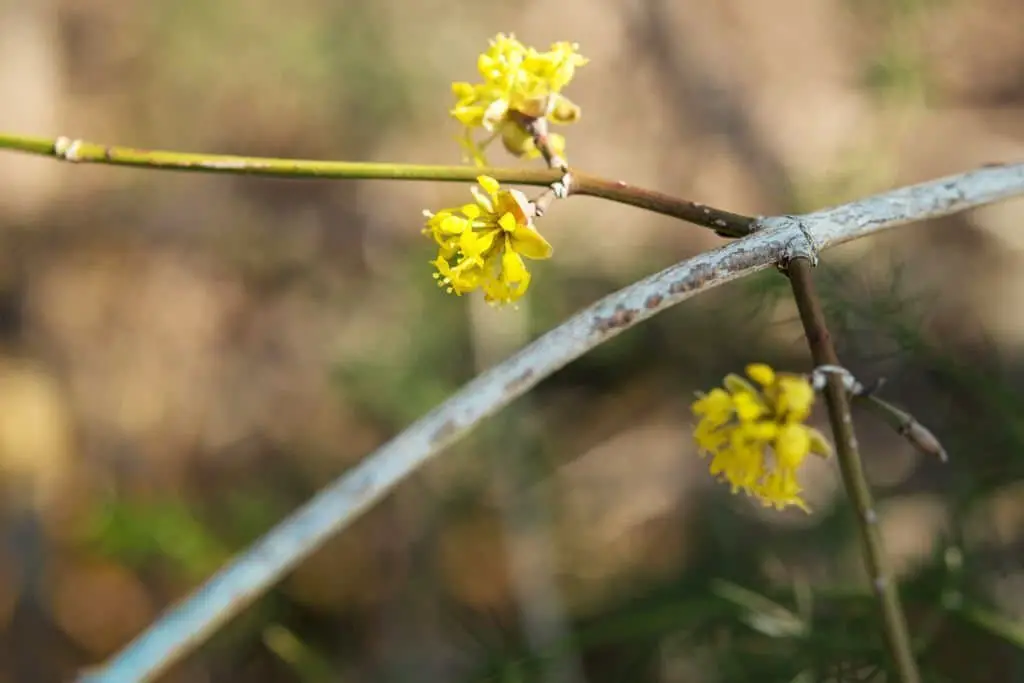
xmin=1 ymin=0 xmax=1023 ymax=681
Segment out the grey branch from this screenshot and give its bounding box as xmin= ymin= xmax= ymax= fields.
xmin=80 ymin=162 xmax=1024 ymax=683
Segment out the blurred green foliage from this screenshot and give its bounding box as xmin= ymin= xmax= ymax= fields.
xmin=81 ymin=495 xmax=228 ymax=579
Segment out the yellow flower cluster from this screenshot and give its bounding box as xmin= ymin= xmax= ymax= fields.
xmin=692 ymin=364 xmax=833 ymax=512
xmin=423 ymin=176 xmax=553 ymax=305
xmin=450 ymin=33 xmax=587 ymax=165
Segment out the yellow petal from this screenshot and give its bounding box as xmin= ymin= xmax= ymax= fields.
xmin=452 ymin=105 xmax=486 ymax=127
xmin=452 ymin=81 xmax=476 ymax=97
xmin=746 ymin=364 xmax=776 ymax=387
xmin=496 ymin=215 xmax=518 ymax=239
xmin=447 ymin=259 xmax=484 ymax=294
xmin=806 ymin=427 xmax=833 ymax=458
xmin=477 ymin=53 xmax=498 ymax=78
xmin=742 ymin=420 xmax=778 ymax=442
xmin=470 ymin=185 xmax=494 ymax=213
xmin=483 ymin=252 xmax=531 ymax=304
xmin=494 ymin=188 xmax=533 ymax=226
xmin=732 ymin=391 xmax=767 ymax=422
xmin=774 ymin=424 xmax=811 ymax=468
xmin=511 ymin=225 xmax=553 ymax=260
xmin=776 ymin=376 xmax=815 ymax=422
xmin=757 ymin=471 xmax=810 ymax=513
xmin=460 ymin=228 xmax=496 ymax=260
xmin=694 ymin=421 xmax=729 ymax=452
xmin=692 ymin=388 xmax=733 ymax=418
xmin=439 ymin=214 xmax=468 ymax=235
xmin=431 ymin=255 xmax=452 ymax=278
xmin=724 ymin=373 xmax=760 ymax=397
xmin=477 ymin=176 xmax=500 ymax=197
xmin=720 ymin=440 xmax=764 ymax=490
xmin=501 ymin=246 xmax=529 ymax=284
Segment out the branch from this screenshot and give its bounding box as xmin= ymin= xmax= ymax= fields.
xmin=792 ymin=162 xmax=1024 ymax=248
xmin=0 ymin=132 xmax=755 ymax=236
xmin=788 ymin=257 xmax=920 ymax=683
xmin=77 ymin=161 xmax=1024 ymax=683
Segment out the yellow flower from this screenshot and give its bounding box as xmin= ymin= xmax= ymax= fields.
xmin=423 ymin=176 xmax=553 ymax=305
xmin=451 ymin=34 xmax=587 ymax=165
xmin=692 ymin=364 xmax=833 ymax=512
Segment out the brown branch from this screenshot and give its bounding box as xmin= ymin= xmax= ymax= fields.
xmin=787 ymin=256 xmax=921 ymax=683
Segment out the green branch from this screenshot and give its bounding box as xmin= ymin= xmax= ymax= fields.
xmin=0 ymin=132 xmax=756 ymax=237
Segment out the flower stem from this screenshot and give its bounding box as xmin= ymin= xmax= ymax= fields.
xmin=0 ymin=132 xmax=756 ymax=237
xmin=786 ymin=256 xmax=921 ymax=683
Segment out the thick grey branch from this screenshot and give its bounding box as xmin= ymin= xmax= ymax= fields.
xmin=80 ymin=162 xmax=1024 ymax=683
xmin=793 ymin=162 xmax=1024 ymax=251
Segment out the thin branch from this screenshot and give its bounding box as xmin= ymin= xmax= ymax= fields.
xmin=854 ymin=393 xmax=948 ymax=462
xmin=519 ymin=113 xmax=569 ymax=172
xmin=77 ymin=161 xmax=1024 ymax=683
xmin=572 ymin=175 xmax=755 ymax=238
xmin=787 ymin=257 xmax=920 ymax=683
xmin=0 ymin=132 xmax=755 ymax=236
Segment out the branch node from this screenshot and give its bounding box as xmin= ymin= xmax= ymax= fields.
xmin=810 ymin=364 xmax=864 ymax=395
xmin=779 ymin=216 xmax=819 ymax=268
xmin=551 ymin=171 xmax=573 ymax=199
xmin=54 ymin=136 xmax=83 ymax=162
xmin=530 ymin=171 xmax=575 ymax=218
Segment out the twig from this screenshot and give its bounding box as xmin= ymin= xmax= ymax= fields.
xmin=854 ymin=393 xmax=948 ymax=462
xmin=76 ymin=161 xmax=1024 ymax=682
xmin=518 ymin=113 xmax=568 ymax=172
xmin=0 ymin=132 xmax=755 ymax=236
xmin=787 ymin=257 xmax=920 ymax=683
xmin=810 ymin=370 xmax=948 ymax=462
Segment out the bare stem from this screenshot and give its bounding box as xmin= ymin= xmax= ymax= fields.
xmin=854 ymin=393 xmax=948 ymax=462
xmin=572 ymin=174 xmax=756 ymax=238
xmin=786 ymin=256 xmax=920 ymax=683
xmin=0 ymin=132 xmax=755 ymax=236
